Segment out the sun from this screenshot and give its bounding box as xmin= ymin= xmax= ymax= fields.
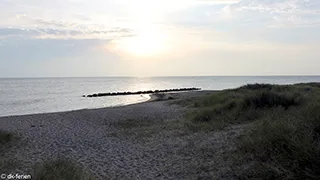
xmin=105 ymin=25 xmax=171 ymax=57
xmin=120 ymin=29 xmax=168 ymax=56
xmin=125 ymin=35 xmax=161 ymax=56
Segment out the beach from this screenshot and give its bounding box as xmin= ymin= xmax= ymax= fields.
xmin=0 ymin=91 xmax=244 ymax=179
xmin=2 ymin=83 xmax=320 ymax=179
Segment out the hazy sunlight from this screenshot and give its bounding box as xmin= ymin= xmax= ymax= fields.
xmin=119 ymin=27 xmax=168 ymax=56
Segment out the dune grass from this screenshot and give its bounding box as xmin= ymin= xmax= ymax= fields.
xmin=34 ymin=158 xmax=93 ymax=180
xmin=0 ymin=130 xmax=14 ymax=144
xmin=238 ymin=105 xmax=320 ymax=179
xmin=175 ymin=83 xmax=312 ymax=131
xmin=0 ymin=131 xmax=93 ymax=179
xmin=173 ymin=83 xmax=320 ymax=179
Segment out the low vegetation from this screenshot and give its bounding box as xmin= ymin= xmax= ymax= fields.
xmin=0 ymin=130 xmax=20 ymax=172
xmin=0 ymin=130 xmax=14 ymax=144
xmin=175 ymin=83 xmax=311 ymax=130
xmin=34 ymin=158 xmax=93 ymax=180
xmin=1 ymin=131 xmax=93 ymax=179
xmin=239 ymin=105 xmax=320 ymax=179
xmin=174 ymin=83 xmax=320 ymax=179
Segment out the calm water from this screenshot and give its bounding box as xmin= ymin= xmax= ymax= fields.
xmin=0 ymin=76 xmax=319 ymax=117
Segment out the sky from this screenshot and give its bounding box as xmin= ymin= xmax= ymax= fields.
xmin=0 ymin=0 xmax=319 ymax=77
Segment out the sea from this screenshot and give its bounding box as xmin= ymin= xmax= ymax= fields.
xmin=0 ymin=76 xmax=319 ymax=117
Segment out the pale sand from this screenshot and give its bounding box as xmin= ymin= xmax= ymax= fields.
xmin=0 ymin=91 xmax=245 ymax=179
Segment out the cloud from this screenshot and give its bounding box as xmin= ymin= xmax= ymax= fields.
xmin=0 ymin=0 xmax=138 ymax=40
xmin=196 ymin=0 xmax=240 ymax=4
xmin=223 ymin=0 xmax=320 ymax=27
xmin=33 ymin=19 xmax=77 ymax=28
xmin=0 ymin=28 xmax=38 ymax=36
xmin=0 ymin=23 xmax=135 ymax=40
xmin=228 ymin=0 xmax=319 ymax=14
xmin=269 ymin=14 xmax=320 ymax=28
xmin=0 ymin=38 xmax=110 ymax=63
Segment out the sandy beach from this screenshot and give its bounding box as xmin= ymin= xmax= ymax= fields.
xmin=0 ymin=91 xmax=244 ymax=179
xmin=2 ymin=83 xmax=320 ymax=180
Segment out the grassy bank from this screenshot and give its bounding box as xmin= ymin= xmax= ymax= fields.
xmin=174 ymin=83 xmax=320 ymax=179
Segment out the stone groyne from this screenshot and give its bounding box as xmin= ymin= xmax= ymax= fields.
xmin=84 ymin=87 xmax=201 ymax=97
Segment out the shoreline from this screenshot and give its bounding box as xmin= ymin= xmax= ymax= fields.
xmin=0 ymin=94 xmax=157 ymax=118
xmin=0 ymin=91 xmax=207 ymax=118
xmin=0 ymin=91 xmax=198 ymax=179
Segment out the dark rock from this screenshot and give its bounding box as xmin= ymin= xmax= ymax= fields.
xmin=85 ymin=87 xmax=202 ymax=98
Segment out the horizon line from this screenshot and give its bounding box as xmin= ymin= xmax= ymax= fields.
xmin=1 ymin=75 xmax=320 ymax=79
